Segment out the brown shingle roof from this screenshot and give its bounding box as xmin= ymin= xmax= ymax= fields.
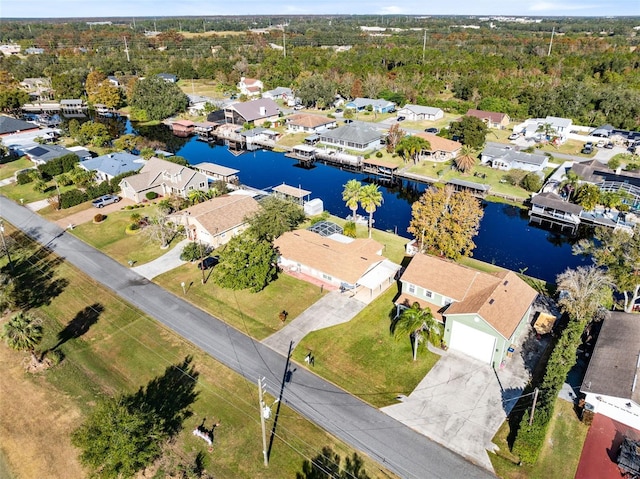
xmin=274 ymin=229 xmax=383 ymax=284
xmin=466 ymin=109 xmax=508 ymax=124
xmin=287 ymin=113 xmax=335 ymax=128
xmin=414 ymin=133 xmax=462 ymax=153
xmin=401 ymin=254 xmax=537 ymax=338
xmin=177 ymin=195 xmax=261 ymax=235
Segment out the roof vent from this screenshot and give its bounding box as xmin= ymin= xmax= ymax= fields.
xmin=489 ymin=299 xmax=495 ymax=305
xmin=503 ymin=280 xmax=509 ymax=286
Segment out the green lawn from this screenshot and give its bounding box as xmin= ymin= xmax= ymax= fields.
xmin=69 ymin=207 xmax=183 ymax=266
xmin=0 ymin=179 xmax=75 ymax=204
xmin=490 ymin=400 xmax=588 ymax=479
xmin=154 ymin=266 xmax=326 ymax=340
xmin=291 ymin=287 xmax=440 ymax=408
xmin=0 ymin=156 xmax=34 ymax=180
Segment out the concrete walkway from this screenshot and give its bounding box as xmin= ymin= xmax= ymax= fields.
xmin=131 ymin=239 xmax=190 ymax=279
xmin=262 ymin=290 xmax=367 ymax=355
xmin=26 ymin=199 xmax=50 ymax=211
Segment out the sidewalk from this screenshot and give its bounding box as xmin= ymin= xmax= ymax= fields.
xmin=131 ymin=239 xmax=190 ymax=280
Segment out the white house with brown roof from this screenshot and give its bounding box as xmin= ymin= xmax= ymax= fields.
xmin=118 ymin=157 xmax=208 ymax=203
xmin=285 ymin=113 xmax=337 ymax=133
xmin=396 ymin=253 xmax=537 ymax=367
xmin=169 ymin=194 xmax=261 ymax=248
xmin=466 ymin=109 xmax=510 ymax=129
xmin=237 ymin=77 xmax=264 ymax=97
xmin=274 ymin=229 xmax=400 ymax=293
xmin=415 ymin=133 xmax=462 ymax=161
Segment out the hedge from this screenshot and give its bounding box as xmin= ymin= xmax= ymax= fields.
xmin=59 ymin=189 xmax=89 ymax=209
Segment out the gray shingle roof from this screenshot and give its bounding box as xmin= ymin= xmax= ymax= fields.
xmin=228 ymin=98 xmax=279 ymax=122
xmin=81 ymin=152 xmax=144 ymax=177
xmin=320 ymin=124 xmax=382 ymax=145
xmin=25 ymin=144 xmax=76 ymax=163
xmin=530 ymin=192 xmax=583 ymax=214
xmin=0 ymin=116 xmax=40 ymax=135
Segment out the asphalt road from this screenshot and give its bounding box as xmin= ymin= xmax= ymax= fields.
xmin=0 ymin=196 xmax=495 ymax=479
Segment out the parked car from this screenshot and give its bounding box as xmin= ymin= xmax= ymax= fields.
xmin=92 ymin=195 xmax=120 ymax=208
xmin=581 ymin=142 xmax=593 ymax=154
xmin=508 ymin=133 xmax=520 ymax=140
xmin=596 ymin=140 xmax=605 ymax=148
xmin=197 ymin=256 xmax=219 ymax=270
xmin=293 ymin=104 xmax=305 ymax=110
xmin=335 ymin=108 xmax=343 ymax=114
xmin=424 ymin=127 xmax=439 ymax=134
xmin=396 ymin=116 xmax=406 ymax=122
xmin=604 ymin=142 xmax=614 ymax=149
xmin=344 ymin=119 xmax=353 ymax=124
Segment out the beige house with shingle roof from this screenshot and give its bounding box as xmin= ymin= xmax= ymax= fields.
xmin=285 ymin=113 xmax=337 ymax=133
xmin=274 ymin=229 xmax=400 ymax=292
xmin=397 ymin=253 xmax=537 ymax=367
xmin=118 ymin=157 xmax=208 ymax=203
xmin=414 ymin=133 xmax=462 ymax=161
xmin=169 ymin=194 xmax=261 ymax=247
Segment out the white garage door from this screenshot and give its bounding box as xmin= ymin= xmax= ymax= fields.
xmin=449 ymin=321 xmax=496 ymax=364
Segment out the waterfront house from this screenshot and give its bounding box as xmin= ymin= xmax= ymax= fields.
xmin=224 ymin=98 xmax=280 ymax=127
xmin=118 ymin=157 xmax=208 ymax=202
xmin=79 ymin=152 xmax=145 ymax=182
xmin=480 ymin=145 xmax=548 ymax=172
xmin=171 ymin=120 xmax=195 ymax=136
xmin=60 ymin=99 xmax=85 ymax=116
xmin=24 ymin=144 xmax=78 ymax=166
xmin=396 ymin=104 xmax=444 ymax=122
xmin=396 ymin=253 xmax=537 ymax=368
xmin=529 ymin=192 xmax=583 ymax=234
xmin=274 ymin=228 xmax=400 ymax=294
xmin=414 ymin=133 xmax=462 ymax=161
xmin=0 ymin=116 xmax=40 ymax=137
xmin=345 ymin=98 xmax=396 ymax=114
xmin=286 ymin=113 xmax=337 ymax=134
xmin=192 ymin=162 xmax=239 ymax=185
xmin=571 ymin=159 xmax=640 ymax=212
xmin=169 ymin=194 xmax=260 ymax=248
xmin=465 ymin=109 xmax=510 ymax=129
xmin=581 ymin=312 xmax=640 ymax=430
xmin=237 ymin=77 xmax=263 ymax=97
xmin=318 ymin=124 xmax=383 ymax=152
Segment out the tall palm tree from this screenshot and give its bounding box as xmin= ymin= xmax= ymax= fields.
xmin=359 ymin=183 xmax=383 ymax=238
xmin=342 ymin=179 xmax=362 ymax=223
xmin=392 ymin=303 xmax=437 ymax=361
xmin=2 ymin=311 xmax=43 ymax=363
xmin=188 ymin=189 xmax=209 ymax=205
xmin=559 ymin=171 xmax=581 ymax=200
xmin=454 ymin=146 xmax=477 ymax=174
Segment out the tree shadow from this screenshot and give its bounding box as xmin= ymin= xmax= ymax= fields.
xmin=129 ymin=356 xmax=199 ymax=437
xmin=51 ymin=303 xmax=104 ymax=350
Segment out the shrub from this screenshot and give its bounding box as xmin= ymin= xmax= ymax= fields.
xmin=59 ymin=189 xmax=89 ymax=209
xmin=47 ymin=349 xmax=64 ymax=366
xmin=93 ymin=213 xmax=106 ymax=223
xmin=363 ymin=154 xmax=370 ymax=159
xmin=607 ymin=157 xmax=621 ymax=170
xmin=146 ymin=191 xmax=159 ymax=200
xmin=86 ymin=181 xmax=111 ymax=199
xmin=376 ymin=151 xmax=383 ymax=158
xmin=521 ymin=172 xmax=543 ymax=192
xmin=16 ymin=171 xmax=35 ymax=184
xmin=127 ymin=222 xmax=140 ymax=232
xmin=309 ymin=211 xmax=330 ymax=225
xmin=180 ymin=242 xmax=208 ymax=261
xmin=343 ymin=221 xmax=356 ymax=238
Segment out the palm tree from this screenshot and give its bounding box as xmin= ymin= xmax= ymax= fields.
xmin=559 ymin=171 xmax=581 ymax=201
xmin=342 ymin=179 xmax=362 ymax=223
xmin=392 ymin=303 xmax=437 ymax=361
xmin=2 ymin=311 xmax=43 ymax=363
xmin=188 ymin=189 xmax=209 ymax=205
xmin=359 ymin=183 xmax=383 ymax=238
xmin=453 ymin=146 xmax=477 ymax=174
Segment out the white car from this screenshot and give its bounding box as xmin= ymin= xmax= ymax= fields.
xmin=508 ymin=133 xmax=520 ymax=140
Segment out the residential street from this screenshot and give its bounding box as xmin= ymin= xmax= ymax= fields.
xmin=0 ymin=196 xmax=495 ymax=479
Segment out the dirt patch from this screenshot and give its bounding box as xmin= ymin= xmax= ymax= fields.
xmin=0 ymin=345 xmax=85 ymax=478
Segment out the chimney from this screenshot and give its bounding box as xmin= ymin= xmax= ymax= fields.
xmin=260 ymin=106 xmax=267 ymax=116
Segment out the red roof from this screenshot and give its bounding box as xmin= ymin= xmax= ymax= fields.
xmin=575 ymin=413 xmax=640 ymax=479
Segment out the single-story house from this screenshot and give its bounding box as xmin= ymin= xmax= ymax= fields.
xmin=396 ymin=253 xmax=538 ymax=367
xmin=396 ymin=104 xmax=444 ymax=122
xmin=581 ymin=312 xmax=640 ymax=430
xmin=107 ymin=75 xmax=120 ymax=87
xmin=67 ymin=146 xmax=93 ymax=161
xmin=480 ymin=145 xmax=548 ymax=172
xmin=157 ymin=73 xmax=178 ymax=83
xmin=169 ymin=194 xmax=261 ymax=248
xmin=286 ymin=113 xmax=337 ymax=133
xmin=571 ymin=159 xmax=640 ymax=211
xmin=192 ymin=162 xmax=239 ymax=185
xmin=224 ymin=98 xmax=280 ymax=126
xmin=237 ymin=77 xmax=263 ymax=97
xmin=345 ymin=98 xmax=396 ymax=114
xmin=466 ymin=109 xmax=510 ymax=129
xmin=591 ymin=124 xmax=615 ymax=138
xmin=79 ymin=152 xmax=145 ymax=182
xmin=318 ymin=124 xmax=384 ymax=152
xmin=262 ymin=86 xmax=293 ymax=101
xmin=119 ymin=157 xmax=208 ymax=203
xmin=171 ymin=120 xmax=195 ymax=136
xmin=0 ymin=115 xmax=40 ymax=137
xmin=414 ymin=133 xmax=462 ymax=161
xmin=24 ymin=144 xmax=78 ymax=166
xmin=186 ymin=94 xmax=218 ymax=115
xmin=516 ymin=116 xmax=573 ymax=143
xmin=239 ymin=127 xmax=279 ymax=146
xmin=2 ymin=128 xmax=59 ymax=155
xmin=25 ymin=47 xmax=44 ymax=55
xmin=274 ymin=228 xmax=400 ymax=293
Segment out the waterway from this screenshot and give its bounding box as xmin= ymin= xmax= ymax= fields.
xmin=123 ymin=121 xmax=589 ymax=283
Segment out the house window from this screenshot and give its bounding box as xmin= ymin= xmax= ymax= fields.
xmin=322 ymin=273 xmax=332 ymax=281
xmin=408 ymin=284 xmax=416 ymax=294
xmin=189 ymin=185 xmax=194 ymax=190
xmin=424 ymin=290 xmax=433 ymax=298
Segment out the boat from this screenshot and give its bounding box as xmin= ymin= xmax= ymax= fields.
xmin=346 ymin=214 xmax=372 ymax=225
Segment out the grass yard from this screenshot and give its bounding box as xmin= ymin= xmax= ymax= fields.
xmin=0 ymin=179 xmax=76 ymax=204
xmin=490 ymin=400 xmax=588 ymax=479
xmin=0 ymin=156 xmax=33 ymax=180
xmin=274 ymin=131 xmax=309 ymax=149
xmin=69 ymin=207 xmax=183 ymax=266
xmin=177 ymin=79 xmax=227 ymax=98
xmin=291 ymin=287 xmax=440 ymax=408
xmin=0 ymin=224 xmax=394 ymax=479
xmin=154 ymin=267 xmax=326 ymax=340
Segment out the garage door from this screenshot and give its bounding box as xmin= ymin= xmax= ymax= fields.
xmin=449 ymin=321 xmax=496 ymax=364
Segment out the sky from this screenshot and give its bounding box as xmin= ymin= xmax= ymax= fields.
xmin=2 ymin=0 xmax=639 ymax=19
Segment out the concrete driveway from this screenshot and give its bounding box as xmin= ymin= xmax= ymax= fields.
xmin=382 ymin=329 xmax=539 ymax=471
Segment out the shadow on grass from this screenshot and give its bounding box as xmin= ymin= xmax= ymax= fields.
xmin=51 ymin=303 xmax=104 ymax=351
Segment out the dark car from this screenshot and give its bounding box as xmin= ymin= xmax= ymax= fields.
xmin=396 ymin=116 xmax=406 ymax=122
xmin=197 ymin=256 xmax=219 ymax=270
xmin=424 ymin=127 xmax=439 ymax=134
xmin=604 ymin=142 xmax=614 ymax=149
xmin=581 ymin=143 xmax=593 ymax=154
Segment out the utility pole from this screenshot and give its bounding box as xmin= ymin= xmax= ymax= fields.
xmin=547 ymin=27 xmax=555 ymax=57
xmin=258 ymin=377 xmax=269 ymax=467
xmin=529 ymin=387 xmax=539 ymax=425
xmin=0 ymin=219 xmax=14 ymax=272
xmin=199 ymin=242 xmax=205 ymax=284
xmin=123 ymin=37 xmax=130 ymax=62
xmin=422 ymin=29 xmax=427 ymax=64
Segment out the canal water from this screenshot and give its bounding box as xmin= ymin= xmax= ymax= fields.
xmin=123 ymin=121 xmax=589 ymax=283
